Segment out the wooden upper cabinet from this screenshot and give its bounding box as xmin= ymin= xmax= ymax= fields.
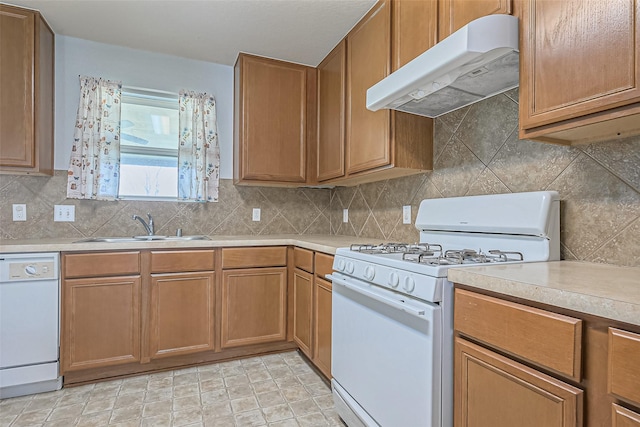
xmin=393 ymin=0 xmax=438 ymax=70
xmin=519 ymin=0 xmax=640 ymax=144
xmin=347 ymin=0 xmax=393 ymax=175
xmin=316 ymin=40 xmax=346 ymax=182
xmin=439 ymin=0 xmax=512 ymax=40
xmin=0 ymin=5 xmax=54 ymax=175
xmin=345 ymin=0 xmax=433 ymax=184
xmin=234 ymin=53 xmax=316 ymax=185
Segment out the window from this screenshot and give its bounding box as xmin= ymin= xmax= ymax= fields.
xmin=118 ymin=90 xmax=180 ymax=199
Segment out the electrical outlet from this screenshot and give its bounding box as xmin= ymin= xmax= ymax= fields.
xmin=54 ymin=205 xmax=75 ymax=222
xmin=12 ymin=204 xmax=26 ymax=221
xmin=343 ymin=209 xmax=349 ymax=223
xmin=252 ymin=208 xmax=261 ymax=221
xmin=402 ymin=205 xmax=412 ymax=224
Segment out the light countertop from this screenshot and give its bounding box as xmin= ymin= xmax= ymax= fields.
xmin=448 ymin=261 xmax=640 ymax=327
xmin=0 ymin=235 xmax=374 ymax=256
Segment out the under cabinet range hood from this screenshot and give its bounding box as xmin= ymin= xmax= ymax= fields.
xmin=367 ymin=14 xmax=519 ymax=118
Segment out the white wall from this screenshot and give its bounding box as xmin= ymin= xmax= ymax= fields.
xmin=54 ymin=36 xmax=234 ymax=179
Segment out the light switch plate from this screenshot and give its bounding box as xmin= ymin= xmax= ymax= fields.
xmin=54 ymin=205 xmax=75 ymax=222
xmin=402 ymin=205 xmax=411 ymax=224
xmin=252 ymin=208 xmax=261 ymax=221
xmin=12 ymin=204 xmax=26 ymax=221
xmin=343 ymin=209 xmax=349 ymax=223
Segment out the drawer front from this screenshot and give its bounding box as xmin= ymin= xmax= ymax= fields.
xmin=314 ymin=253 xmax=334 ymax=279
xmin=609 ymin=328 xmax=640 ymax=405
xmin=294 ymin=247 xmax=314 ymax=273
xmin=612 ymin=404 xmax=640 ymax=427
xmin=150 ymin=250 xmax=215 ymax=273
xmin=454 ymin=288 xmax=582 ymax=379
xmin=63 ymin=252 xmax=140 ymax=278
xmin=221 ymin=247 xmax=287 ymax=269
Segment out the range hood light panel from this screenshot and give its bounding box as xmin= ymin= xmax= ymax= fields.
xmin=367 ymin=14 xmax=519 ymax=118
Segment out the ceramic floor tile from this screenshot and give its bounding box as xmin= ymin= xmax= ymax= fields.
xmin=0 ymin=351 xmax=345 ymax=427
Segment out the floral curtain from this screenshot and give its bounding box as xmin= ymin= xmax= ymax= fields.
xmin=67 ymin=76 xmax=122 ymax=200
xmin=178 ymin=91 xmax=220 ymax=202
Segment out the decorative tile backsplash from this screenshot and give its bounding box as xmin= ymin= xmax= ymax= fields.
xmin=330 ymin=89 xmax=640 ymax=267
xmin=0 ymin=175 xmax=330 ymax=240
xmin=1 ymin=88 xmax=638 ymax=267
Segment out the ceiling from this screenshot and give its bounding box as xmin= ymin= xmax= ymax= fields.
xmin=5 ymin=0 xmax=377 ymax=67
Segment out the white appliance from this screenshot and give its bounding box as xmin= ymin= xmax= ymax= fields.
xmin=0 ymin=253 xmax=62 ymax=399
xmin=366 ymin=14 xmax=519 ymax=118
xmin=329 ymin=191 xmax=560 ymax=427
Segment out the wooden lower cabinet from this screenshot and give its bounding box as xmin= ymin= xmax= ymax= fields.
xmin=148 ymin=272 xmax=215 ymax=359
xmin=455 ymin=337 xmax=583 ymax=427
xmin=313 ymin=276 xmax=332 ymax=378
xmin=221 ymin=267 xmax=287 ymax=348
xmin=613 ymin=404 xmax=640 ymax=427
xmin=62 ymin=276 xmax=141 ymax=372
xmin=293 ymin=268 xmax=313 ymax=356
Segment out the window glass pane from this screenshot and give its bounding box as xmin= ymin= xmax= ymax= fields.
xmin=121 ymin=100 xmax=179 ymax=151
xmin=119 ymin=153 xmax=178 ymax=198
xmin=118 ymin=90 xmax=180 ymax=199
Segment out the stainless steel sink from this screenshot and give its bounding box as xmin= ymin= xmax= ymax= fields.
xmin=74 ymin=235 xmax=210 ymax=243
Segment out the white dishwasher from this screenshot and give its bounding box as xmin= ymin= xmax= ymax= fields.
xmin=0 ymin=252 xmax=62 ymax=398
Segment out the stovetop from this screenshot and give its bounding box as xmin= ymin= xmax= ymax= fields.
xmin=348 ymin=243 xmax=525 ymax=266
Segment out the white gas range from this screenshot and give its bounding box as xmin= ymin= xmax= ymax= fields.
xmin=329 ymin=191 xmax=560 ymax=427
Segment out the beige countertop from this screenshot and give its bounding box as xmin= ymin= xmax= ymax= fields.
xmin=0 ymin=234 xmax=373 ymax=255
xmin=448 ymin=261 xmax=640 ymax=327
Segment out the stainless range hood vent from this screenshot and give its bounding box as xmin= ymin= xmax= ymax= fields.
xmin=367 ymin=14 xmax=519 ymax=118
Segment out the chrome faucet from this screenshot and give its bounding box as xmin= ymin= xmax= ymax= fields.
xmin=132 ymin=213 xmax=154 ymax=236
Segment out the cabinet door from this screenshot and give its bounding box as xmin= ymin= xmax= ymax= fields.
xmin=221 ymin=267 xmax=287 ymax=348
xmin=0 ymin=6 xmax=34 ymax=168
xmin=62 ymin=276 xmax=141 ymax=372
xmin=317 ymin=40 xmax=346 ymax=182
xmin=148 ymin=271 xmax=215 ymax=359
xmin=439 ymin=0 xmax=512 ymax=39
xmin=520 ymin=0 xmax=640 ymax=131
xmin=293 ymin=268 xmax=313 ymax=357
xmin=313 ymin=277 xmax=332 ymax=379
xmin=613 ymin=404 xmax=640 ymax=427
xmin=346 ymin=0 xmax=392 ymax=175
xmin=393 ymin=0 xmax=438 ymax=70
xmin=455 ymin=337 xmax=583 ymax=427
xmin=0 ymin=5 xmax=53 ymax=175
xmin=235 ymin=54 xmax=308 ymax=183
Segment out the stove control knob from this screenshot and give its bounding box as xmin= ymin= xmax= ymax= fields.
xmin=364 ymin=266 xmax=375 ymax=281
xmin=346 ymin=261 xmax=355 ymax=274
xmin=403 ymin=276 xmax=415 ymax=293
xmin=336 ymin=259 xmax=346 ymax=272
xmin=388 ymin=272 xmax=399 ymax=288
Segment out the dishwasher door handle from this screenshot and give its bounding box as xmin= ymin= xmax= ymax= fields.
xmin=330 ymin=274 xmax=428 ymax=318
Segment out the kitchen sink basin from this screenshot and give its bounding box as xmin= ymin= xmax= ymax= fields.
xmin=74 ymin=235 xmax=210 ymax=243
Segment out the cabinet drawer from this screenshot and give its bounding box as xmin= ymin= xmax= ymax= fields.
xmin=150 ymin=250 xmax=215 ymax=273
xmin=314 ymin=253 xmax=334 ymax=279
xmin=221 ymin=247 xmax=287 ymax=269
xmin=613 ymin=404 xmax=640 ymax=427
xmin=454 ymin=288 xmax=582 ymax=379
xmin=63 ymin=252 xmax=140 ymax=278
xmin=609 ymin=328 xmax=640 ymax=405
xmin=294 ymin=248 xmax=314 ymax=273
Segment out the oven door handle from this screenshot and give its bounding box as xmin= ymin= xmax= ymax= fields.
xmin=328 ymin=274 xmax=427 ymax=318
